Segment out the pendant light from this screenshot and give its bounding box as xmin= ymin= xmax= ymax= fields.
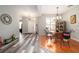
xmin=56 ymin=6 xmax=62 ymax=20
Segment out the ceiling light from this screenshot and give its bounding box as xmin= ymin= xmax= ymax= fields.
xmin=55 ymin=6 xmax=62 ymax=20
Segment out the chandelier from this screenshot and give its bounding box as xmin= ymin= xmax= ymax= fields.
xmin=55 ymin=6 xmax=62 ymax=20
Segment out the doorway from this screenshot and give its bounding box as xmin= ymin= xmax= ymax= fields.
xmin=19 ymin=20 xmax=22 ymax=33
xmin=28 ymin=19 xmax=36 ymax=33
xmin=22 ymin=17 xmax=36 ymax=34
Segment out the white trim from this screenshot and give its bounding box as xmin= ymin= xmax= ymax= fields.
xmin=71 ymin=35 xmax=79 ymax=42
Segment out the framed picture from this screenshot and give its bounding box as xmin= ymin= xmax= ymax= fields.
xmin=70 ymin=15 xmax=76 ymax=24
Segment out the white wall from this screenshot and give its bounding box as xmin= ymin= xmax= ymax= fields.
xmin=0 ymin=5 xmax=38 ymax=39
xmin=63 ymin=6 xmax=79 ymax=41
xmin=0 ymin=6 xmax=19 ymax=39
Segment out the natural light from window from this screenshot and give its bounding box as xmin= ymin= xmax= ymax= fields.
xmin=46 ymin=16 xmax=56 ymax=32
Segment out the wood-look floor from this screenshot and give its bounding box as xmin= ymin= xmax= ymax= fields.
xmin=39 ymin=35 xmax=79 ymax=53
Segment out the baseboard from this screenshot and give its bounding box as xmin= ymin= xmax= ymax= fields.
xmin=22 ymin=33 xmax=34 ymax=34
xmin=71 ymin=36 xmax=79 ymax=42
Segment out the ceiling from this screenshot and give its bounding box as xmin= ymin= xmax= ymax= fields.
xmin=37 ymin=5 xmax=72 ymax=14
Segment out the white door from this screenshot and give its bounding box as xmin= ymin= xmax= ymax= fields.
xmin=22 ymin=17 xmax=28 ymax=33
xmin=28 ymin=20 xmax=35 ymax=33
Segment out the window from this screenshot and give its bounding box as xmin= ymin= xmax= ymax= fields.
xmin=46 ymin=16 xmax=56 ymax=32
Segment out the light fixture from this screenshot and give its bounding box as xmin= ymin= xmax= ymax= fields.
xmin=55 ymin=6 xmax=62 ymax=20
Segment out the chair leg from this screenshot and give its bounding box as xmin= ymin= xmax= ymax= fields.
xmin=67 ymin=41 xmax=70 ymax=48
xmin=63 ymin=40 xmax=70 ymax=48
xmin=60 ymin=40 xmax=63 ymax=48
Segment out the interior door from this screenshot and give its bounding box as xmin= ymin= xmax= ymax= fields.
xmin=28 ymin=20 xmax=35 ymax=33
xmin=22 ymin=17 xmax=28 ymax=33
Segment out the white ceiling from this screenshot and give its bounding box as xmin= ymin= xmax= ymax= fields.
xmin=37 ymin=5 xmax=72 ymax=14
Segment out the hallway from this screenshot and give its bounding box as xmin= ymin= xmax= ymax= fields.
xmin=2 ymin=34 xmax=52 ymax=53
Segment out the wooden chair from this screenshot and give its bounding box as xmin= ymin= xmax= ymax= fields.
xmin=60 ymin=32 xmax=70 ymax=48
